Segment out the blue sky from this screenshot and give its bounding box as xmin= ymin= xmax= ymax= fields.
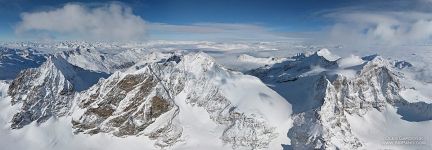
xmin=1 ymin=0 xmax=432 ymax=43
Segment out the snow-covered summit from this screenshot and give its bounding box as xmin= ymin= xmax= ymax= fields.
xmin=316 ymin=48 xmax=341 ymax=61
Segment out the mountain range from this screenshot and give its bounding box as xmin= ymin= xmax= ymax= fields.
xmin=0 ymin=42 xmax=431 ymax=150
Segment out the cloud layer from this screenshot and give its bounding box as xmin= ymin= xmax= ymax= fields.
xmin=16 ymin=3 xmax=146 ymax=41
xmin=147 ymin=23 xmax=291 ymax=41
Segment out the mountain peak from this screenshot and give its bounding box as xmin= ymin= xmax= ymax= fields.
xmin=8 ymin=55 xmax=109 ymax=129
xmin=315 ymin=48 xmax=340 ymax=61
xmin=182 ymin=51 xmax=216 ymax=64
xmin=178 ymin=52 xmax=218 ymax=74
xmin=44 ymin=55 xmax=110 ymax=91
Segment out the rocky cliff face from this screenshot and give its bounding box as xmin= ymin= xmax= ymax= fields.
xmin=288 ymin=58 xmax=402 ymax=149
xmin=8 ymin=56 xmax=108 ymax=129
xmin=72 ymin=62 xmax=181 ymax=147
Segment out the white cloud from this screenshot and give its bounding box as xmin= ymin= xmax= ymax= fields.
xmin=15 ymin=3 xmax=146 ymax=41
xmin=323 ymin=10 xmax=432 ymax=46
xmin=14 ymin=3 xmax=291 ymax=41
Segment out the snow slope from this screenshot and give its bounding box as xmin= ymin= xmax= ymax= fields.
xmin=347 ymin=105 xmax=432 ymax=150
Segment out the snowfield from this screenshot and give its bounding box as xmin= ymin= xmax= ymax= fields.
xmin=0 ymin=41 xmax=431 ymax=150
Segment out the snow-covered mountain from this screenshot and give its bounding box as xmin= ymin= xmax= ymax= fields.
xmin=0 ymin=42 xmax=431 ymax=150
xmin=2 ymin=51 xmax=293 ymax=149
xmin=251 ymin=49 xmax=432 ymax=149
xmin=72 ymin=52 xmax=292 ymax=149
xmin=238 ymin=54 xmax=287 ymax=64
